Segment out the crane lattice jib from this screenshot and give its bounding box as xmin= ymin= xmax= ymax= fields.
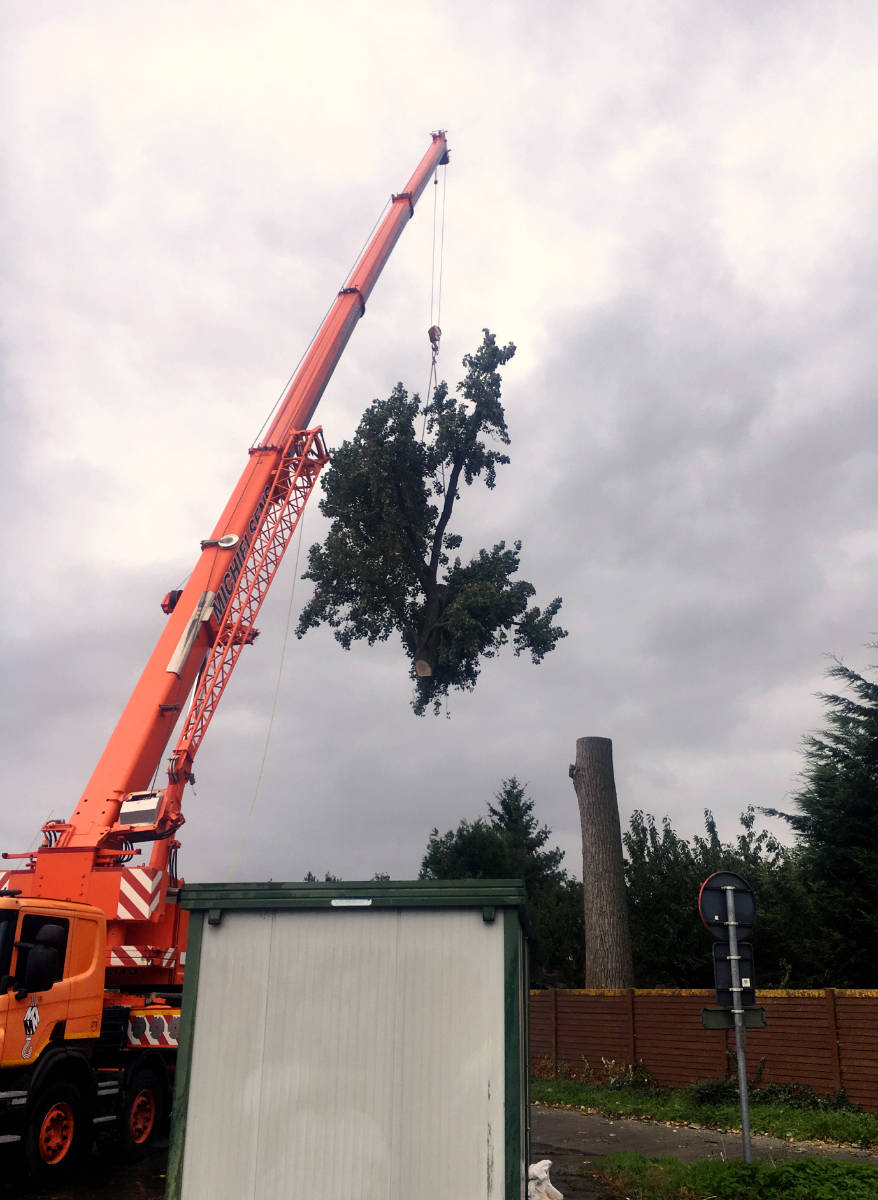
xmin=167 ymin=428 xmax=329 ymax=790
xmin=26 ymin=132 xmax=448 ymax=874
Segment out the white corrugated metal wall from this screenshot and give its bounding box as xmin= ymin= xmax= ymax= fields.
xmin=180 ymin=907 xmax=507 ymax=1199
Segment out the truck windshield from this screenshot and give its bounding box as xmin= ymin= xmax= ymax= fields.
xmin=0 ymin=909 xmax=16 ymax=985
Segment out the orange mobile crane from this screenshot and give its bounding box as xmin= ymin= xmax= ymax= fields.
xmin=0 ymin=131 xmax=449 ymax=1176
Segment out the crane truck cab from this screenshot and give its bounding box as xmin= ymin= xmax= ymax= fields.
xmin=0 ymin=893 xmax=173 ymax=1174
xmin=0 ymin=894 xmax=105 ymax=1062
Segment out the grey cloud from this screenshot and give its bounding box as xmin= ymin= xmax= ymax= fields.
xmin=4 ymin=1 xmax=878 ymax=893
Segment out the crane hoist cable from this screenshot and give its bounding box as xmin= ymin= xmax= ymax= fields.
xmin=253 ymin=198 xmax=393 ymax=450
xmin=422 ymin=162 xmax=448 ymax=441
xmin=218 ymin=203 xmax=395 ymax=878
xmin=435 ymin=158 xmax=447 ymax=329
xmin=224 ymin=160 xmax=446 ymax=879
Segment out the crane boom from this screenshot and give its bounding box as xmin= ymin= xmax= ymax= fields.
xmin=3 ymin=133 xmax=449 ymax=964
xmin=0 ymin=138 xmax=449 ymax=1172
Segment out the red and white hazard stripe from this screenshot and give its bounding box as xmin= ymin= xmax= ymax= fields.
xmin=116 ymin=867 xmax=162 ymax=920
xmin=127 ymin=1010 xmax=181 ymax=1049
xmin=109 ymin=946 xmax=152 ymax=968
xmin=109 ymin=945 xmax=178 ymax=969
xmin=0 ymin=872 xmax=13 ymax=892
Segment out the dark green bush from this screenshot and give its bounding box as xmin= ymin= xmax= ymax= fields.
xmin=751 ymin=1081 xmax=859 ymax=1112
xmin=682 ymin=1076 xmax=857 ymax=1113
xmin=684 ymin=1076 xmax=740 ymax=1106
xmin=599 ymin=1152 xmax=878 ymax=1200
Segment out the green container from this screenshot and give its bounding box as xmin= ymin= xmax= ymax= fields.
xmin=167 ymin=879 xmax=529 ymax=1200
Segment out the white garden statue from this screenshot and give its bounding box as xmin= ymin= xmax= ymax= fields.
xmin=527 ymin=1159 xmax=563 ymax=1199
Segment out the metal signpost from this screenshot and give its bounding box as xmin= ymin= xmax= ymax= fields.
xmin=698 ymin=871 xmax=763 ymax=1164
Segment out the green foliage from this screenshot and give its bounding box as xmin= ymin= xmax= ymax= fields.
xmin=683 ymin=1077 xmax=855 ymax=1112
xmin=296 ymin=331 xmax=566 ymax=714
xmin=683 ymin=1076 xmax=741 ymax=1107
xmin=305 ymin=871 xmax=392 ymax=882
xmin=765 ymin=653 xmax=878 ymax=985
xmin=598 ymin=1153 xmax=878 ymax=1200
xmin=587 ymin=1059 xmax=658 ymax=1092
xmin=420 ymin=778 xmax=583 ymax=985
xmin=623 ymin=807 xmax=814 ymax=987
xmin=753 ymin=1082 xmax=858 ymax=1112
xmin=530 ymin=1076 xmax=878 ymax=1146
xmin=622 ymin=649 xmax=878 ymax=987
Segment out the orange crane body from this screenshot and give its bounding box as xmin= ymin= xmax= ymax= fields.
xmin=0 ymin=133 xmax=448 ymax=1173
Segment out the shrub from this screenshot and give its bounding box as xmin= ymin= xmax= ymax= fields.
xmin=751 ymin=1082 xmax=859 ymax=1112
xmin=684 ymin=1076 xmax=739 ymax=1106
xmin=599 ymin=1153 xmax=878 ymax=1200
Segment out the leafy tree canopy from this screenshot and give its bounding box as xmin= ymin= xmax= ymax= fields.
xmin=303 ymin=871 xmax=390 ymax=882
xmin=625 ymin=648 xmax=878 ymax=990
xmin=295 ymin=331 xmax=567 ymax=713
xmin=765 ymin=652 xmax=878 ymax=985
xmin=624 ymin=807 xmax=812 ymax=988
xmin=420 ymin=778 xmax=583 ymax=986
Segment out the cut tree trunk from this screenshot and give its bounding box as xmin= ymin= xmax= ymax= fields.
xmin=569 ymin=736 xmax=634 ymax=988
xmin=413 ymin=585 xmax=447 ymax=677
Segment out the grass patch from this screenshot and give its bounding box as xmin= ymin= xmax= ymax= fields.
xmin=530 ymin=1077 xmax=878 ymax=1147
xmin=597 ymin=1151 xmax=878 ymax=1199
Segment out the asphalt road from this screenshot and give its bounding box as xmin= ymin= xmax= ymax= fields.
xmin=0 ymin=1114 xmax=617 ymax=1199
xmin=10 ymin=1106 xmax=878 ymax=1199
xmin=530 ymin=1105 xmax=878 ymax=1198
xmin=0 ymin=1139 xmax=169 ymax=1200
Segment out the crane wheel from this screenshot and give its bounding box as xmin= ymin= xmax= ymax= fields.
xmin=25 ymin=1080 xmax=89 ymax=1177
xmin=119 ymin=1067 xmax=166 ymax=1157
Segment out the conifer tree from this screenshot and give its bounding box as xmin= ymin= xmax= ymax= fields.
xmin=296 ymin=332 xmax=566 ymax=713
xmin=771 ymin=654 xmax=878 ymax=984
xmin=420 ymin=779 xmax=583 ymax=985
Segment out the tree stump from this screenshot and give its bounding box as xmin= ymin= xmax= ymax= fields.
xmin=569 ymin=736 xmax=634 ymax=988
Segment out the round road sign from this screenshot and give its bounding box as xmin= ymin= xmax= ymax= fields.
xmin=698 ymin=871 xmax=755 ymax=941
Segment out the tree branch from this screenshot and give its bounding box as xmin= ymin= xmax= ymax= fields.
xmin=429 ymin=453 xmax=465 ymax=580
xmin=391 ymin=476 xmax=433 ymax=592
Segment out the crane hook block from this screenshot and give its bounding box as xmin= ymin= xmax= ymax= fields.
xmin=428 ymin=325 xmax=441 ymax=353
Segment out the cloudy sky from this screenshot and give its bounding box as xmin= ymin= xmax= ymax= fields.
xmin=3 ymin=1 xmax=877 ymax=889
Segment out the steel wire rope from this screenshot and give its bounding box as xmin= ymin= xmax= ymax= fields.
xmin=417 ymin=166 xmax=450 ymax=713
xmin=252 ymin=197 xmax=392 ymax=449
xmin=223 ymin=508 xmax=308 ymax=881
xmin=421 ymin=166 xmax=448 ymax=444
xmin=221 ymin=199 xmax=392 ymax=603
xmin=436 ymin=163 xmax=449 ymax=497
xmin=429 ymin=170 xmax=439 ymax=332
xmin=436 ymin=159 xmax=447 ymax=329
xmin=155 ymin=199 xmax=392 ymax=798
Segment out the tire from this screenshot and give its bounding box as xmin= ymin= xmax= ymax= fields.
xmin=119 ymin=1067 xmax=166 ymax=1156
xmin=24 ymin=1080 xmax=90 ymax=1178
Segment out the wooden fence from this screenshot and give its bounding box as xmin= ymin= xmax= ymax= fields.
xmin=530 ymin=989 xmax=878 ymax=1113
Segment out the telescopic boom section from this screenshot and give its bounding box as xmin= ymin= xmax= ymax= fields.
xmin=11 ymin=132 xmax=449 ymax=908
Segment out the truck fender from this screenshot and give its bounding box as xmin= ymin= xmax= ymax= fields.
xmin=28 ymin=1047 xmax=94 ymax=1104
